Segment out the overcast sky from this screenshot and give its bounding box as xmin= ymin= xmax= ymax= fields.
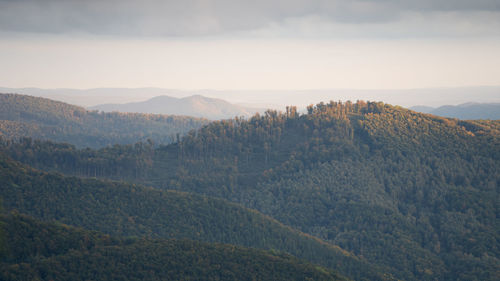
xmin=1 ymin=0 xmax=499 ymax=91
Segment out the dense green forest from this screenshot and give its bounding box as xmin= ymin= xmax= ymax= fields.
xmin=0 ymin=93 xmax=208 ymax=148
xmin=0 ymin=154 xmax=385 ymax=281
xmin=4 ymin=101 xmax=499 ymax=280
xmin=0 ymin=213 xmax=348 ymax=281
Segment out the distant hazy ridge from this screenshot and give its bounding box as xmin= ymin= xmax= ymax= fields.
xmin=410 ymin=103 xmax=500 ymax=120
xmin=90 ymin=95 xmax=265 ymax=120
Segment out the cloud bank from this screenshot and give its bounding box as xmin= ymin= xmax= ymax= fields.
xmin=1 ymin=0 xmax=499 ymax=38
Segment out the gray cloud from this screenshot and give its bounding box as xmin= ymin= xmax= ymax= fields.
xmin=0 ymin=0 xmax=499 ymax=37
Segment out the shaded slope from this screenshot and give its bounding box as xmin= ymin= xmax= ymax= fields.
xmin=0 ymin=214 xmax=347 ymax=281
xmin=0 ymin=154 xmax=385 ymax=281
xmin=0 ymin=93 xmax=207 ymax=148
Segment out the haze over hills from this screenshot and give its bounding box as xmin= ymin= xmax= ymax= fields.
xmin=0 ymin=87 xmax=181 ymax=107
xmin=90 ymin=95 xmax=266 ymax=120
xmin=2 ymin=1 xmax=500 ymax=280
xmin=410 ymin=103 xmax=500 ymax=120
xmin=2 ymin=86 xmax=499 ymax=109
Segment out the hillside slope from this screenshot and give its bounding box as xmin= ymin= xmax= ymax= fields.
xmin=0 ymin=154 xmax=385 ymax=281
xmin=0 ymin=214 xmax=347 ymax=281
xmin=7 ymin=101 xmax=499 ymax=280
xmin=90 ymin=95 xmax=265 ymax=120
xmin=0 ymin=93 xmax=207 ymax=148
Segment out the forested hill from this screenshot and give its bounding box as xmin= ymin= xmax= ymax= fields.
xmin=0 ymin=154 xmax=385 ymax=281
xmin=6 ymin=101 xmax=499 ymax=280
xmin=0 ymin=93 xmax=208 ymax=148
xmin=0 ymin=213 xmax=347 ymax=281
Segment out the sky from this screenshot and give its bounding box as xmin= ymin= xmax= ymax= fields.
xmin=1 ymin=0 xmax=500 ymax=91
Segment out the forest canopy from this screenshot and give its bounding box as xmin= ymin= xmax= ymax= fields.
xmin=1 ymin=98 xmax=499 ymax=280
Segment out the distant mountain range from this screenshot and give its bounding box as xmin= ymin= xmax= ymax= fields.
xmin=410 ymin=103 xmax=500 ymax=120
xmin=90 ymin=95 xmax=266 ymax=120
xmin=2 ymin=86 xmax=499 ymax=109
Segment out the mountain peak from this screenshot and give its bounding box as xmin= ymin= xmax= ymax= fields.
xmin=91 ymin=94 xmax=265 ymax=120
